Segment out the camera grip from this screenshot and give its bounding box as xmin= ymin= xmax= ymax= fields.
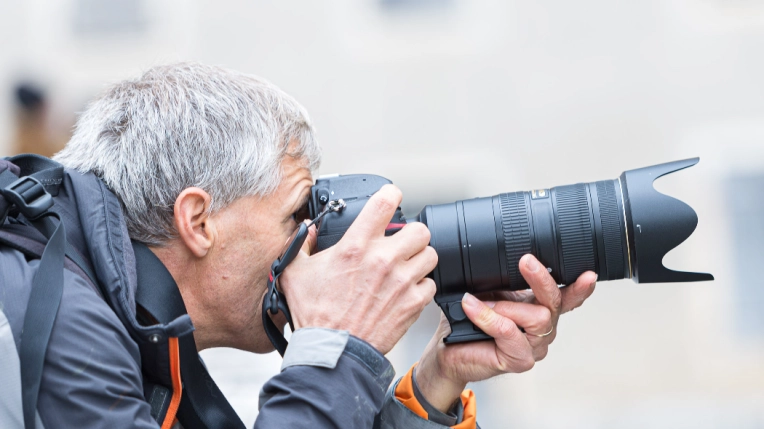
xmin=436 ymin=294 xmax=493 ymax=344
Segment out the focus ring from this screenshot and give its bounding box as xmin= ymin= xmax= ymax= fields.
xmin=555 ymin=184 xmax=596 ymax=284
xmin=499 ymin=192 xmax=532 ymax=288
xmin=596 ymin=180 xmax=625 ymax=280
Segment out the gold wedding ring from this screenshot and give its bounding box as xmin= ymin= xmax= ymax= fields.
xmin=527 ymin=326 xmax=554 ymax=338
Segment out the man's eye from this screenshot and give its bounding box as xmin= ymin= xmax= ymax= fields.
xmin=291 ymin=203 xmax=311 ymax=223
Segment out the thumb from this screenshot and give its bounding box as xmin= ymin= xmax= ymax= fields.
xmin=461 ymin=293 xmax=522 ymax=344
xmin=302 ymin=223 xmax=317 ymax=256
xmin=292 ymin=222 xmax=316 ymax=262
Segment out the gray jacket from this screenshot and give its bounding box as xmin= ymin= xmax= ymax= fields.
xmin=0 ymin=168 xmax=459 ymax=428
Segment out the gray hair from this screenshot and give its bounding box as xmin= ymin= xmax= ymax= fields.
xmin=54 ymin=62 xmax=321 ymax=246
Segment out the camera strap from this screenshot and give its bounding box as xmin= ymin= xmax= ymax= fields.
xmin=262 ymin=199 xmax=345 ymax=357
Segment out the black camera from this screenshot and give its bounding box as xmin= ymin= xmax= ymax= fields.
xmin=307 ymin=158 xmax=714 ymax=344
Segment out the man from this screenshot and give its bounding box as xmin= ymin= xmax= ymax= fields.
xmin=0 ymin=63 xmax=596 ymax=428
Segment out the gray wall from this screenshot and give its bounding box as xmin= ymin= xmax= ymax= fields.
xmin=2 ymin=1 xmax=763 ymax=427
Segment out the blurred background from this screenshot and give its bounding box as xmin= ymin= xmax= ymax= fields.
xmin=1 ymin=0 xmax=762 ymax=427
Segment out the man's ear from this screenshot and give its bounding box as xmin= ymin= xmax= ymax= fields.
xmin=174 ymin=187 xmax=215 ymax=258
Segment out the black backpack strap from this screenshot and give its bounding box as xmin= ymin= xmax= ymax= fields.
xmin=18 ymin=215 xmax=65 ymax=429
xmin=0 ymin=227 xmax=96 ymax=292
xmin=0 ymin=162 xmax=24 ymax=223
xmin=0 ymin=155 xmax=73 ymax=429
xmin=1 ymin=154 xmax=62 ymax=222
xmin=132 ymin=242 xmax=246 ymax=429
xmin=7 ymin=153 xmax=64 ymax=196
xmin=0 ymin=188 xmax=65 ymax=429
xmin=1 ymin=156 xmax=97 ymax=286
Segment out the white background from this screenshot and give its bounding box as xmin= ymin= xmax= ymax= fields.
xmin=1 ymin=1 xmax=763 ymax=427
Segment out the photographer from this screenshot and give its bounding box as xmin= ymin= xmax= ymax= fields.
xmin=0 ymin=63 xmax=596 ymax=428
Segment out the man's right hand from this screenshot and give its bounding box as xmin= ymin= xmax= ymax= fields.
xmin=279 ymin=184 xmax=438 ymax=354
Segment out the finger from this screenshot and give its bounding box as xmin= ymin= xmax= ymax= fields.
xmin=344 ymin=184 xmax=402 ymax=242
xmin=414 ymin=277 xmax=437 ymax=304
xmin=461 ymin=293 xmax=529 ymax=352
xmin=401 ymin=245 xmax=439 ymax=281
xmin=485 ymin=300 xmax=554 ymax=361
xmin=560 ymin=271 xmax=597 ymax=314
xmin=519 ymin=254 xmax=562 ymax=320
xmin=476 ymin=289 xmax=535 ymax=304
xmin=303 ymin=223 xmax=318 ymax=255
xmin=388 ymin=222 xmax=431 ymax=260
xmin=489 ymin=300 xmax=553 ymax=337
xmin=290 ymin=223 xmax=318 ymax=263
xmin=399 ymin=278 xmax=436 ymax=332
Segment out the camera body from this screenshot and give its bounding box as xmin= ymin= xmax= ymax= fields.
xmin=308 ymin=174 xmax=407 ymax=251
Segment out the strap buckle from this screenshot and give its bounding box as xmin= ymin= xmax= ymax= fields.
xmin=1 ymin=176 xmax=54 ymax=220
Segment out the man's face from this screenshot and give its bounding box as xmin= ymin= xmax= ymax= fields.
xmin=196 ymin=154 xmax=313 ymax=352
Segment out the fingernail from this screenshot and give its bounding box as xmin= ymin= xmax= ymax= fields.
xmin=462 ymin=293 xmax=479 ymax=309
xmin=526 ymin=256 xmax=539 ymax=273
xmin=485 ymin=301 xmax=497 ymax=309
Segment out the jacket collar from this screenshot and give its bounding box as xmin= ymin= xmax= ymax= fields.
xmin=61 ymin=169 xmax=195 ymax=343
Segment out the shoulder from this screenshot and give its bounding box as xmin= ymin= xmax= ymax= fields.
xmin=0 ymin=245 xmax=132 ymax=357
xmin=0 ymin=245 xmax=156 ymax=428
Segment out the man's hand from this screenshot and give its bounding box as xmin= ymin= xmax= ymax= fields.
xmin=415 ymin=254 xmax=597 ymax=412
xmin=279 ymin=184 xmax=438 ymax=354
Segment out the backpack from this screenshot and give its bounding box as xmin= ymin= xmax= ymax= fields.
xmin=0 ymin=154 xmax=245 ymax=429
xmin=0 ymin=154 xmax=85 ymax=429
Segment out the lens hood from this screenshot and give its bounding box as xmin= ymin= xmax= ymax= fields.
xmin=620 ymin=158 xmax=714 ymax=283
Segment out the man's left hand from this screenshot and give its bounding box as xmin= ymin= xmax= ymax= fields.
xmin=415 ymin=254 xmax=597 ymax=412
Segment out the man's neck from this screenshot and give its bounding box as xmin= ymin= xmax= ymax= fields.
xmin=149 ymin=244 xmax=220 ymax=351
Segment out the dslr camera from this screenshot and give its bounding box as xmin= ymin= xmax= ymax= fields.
xmin=307 ymin=158 xmax=714 ymax=344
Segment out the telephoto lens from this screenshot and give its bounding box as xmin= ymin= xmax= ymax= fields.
xmin=414 ymin=158 xmax=713 ymax=295
xmin=416 ymin=177 xmax=626 ymax=294
xmin=310 ymin=158 xmax=714 ymax=343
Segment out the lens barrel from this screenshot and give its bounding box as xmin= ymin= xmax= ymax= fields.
xmin=419 ymin=179 xmax=632 ymax=295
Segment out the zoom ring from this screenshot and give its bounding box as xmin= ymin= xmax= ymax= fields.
xmin=499 ymin=192 xmax=533 ymax=288
xmin=596 ymin=180 xmax=625 ymax=280
xmin=555 ymin=184 xmax=596 ymax=284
